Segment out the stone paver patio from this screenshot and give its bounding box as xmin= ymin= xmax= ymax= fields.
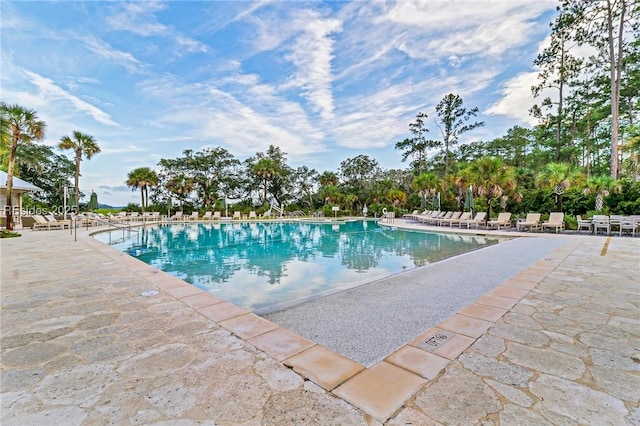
xmin=1 ymin=222 xmax=639 ymax=425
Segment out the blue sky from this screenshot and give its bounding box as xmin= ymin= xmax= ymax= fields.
xmin=1 ymin=1 xmax=557 ymax=206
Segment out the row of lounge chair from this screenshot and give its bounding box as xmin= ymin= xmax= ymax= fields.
xmin=32 ymin=214 xmax=72 ymax=230
xmin=168 ymin=211 xmax=261 ymax=221
xmin=405 ymin=210 xmax=487 ymax=229
xmin=404 ymin=210 xmax=567 ymax=232
xmin=108 ymin=211 xmax=267 ymax=222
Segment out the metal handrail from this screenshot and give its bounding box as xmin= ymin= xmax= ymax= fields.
xmin=71 ymin=215 xmax=139 ymax=244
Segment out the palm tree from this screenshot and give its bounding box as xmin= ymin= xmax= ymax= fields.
xmin=412 ymin=172 xmax=440 ymax=209
xmin=0 ymin=103 xmax=46 ymax=230
xmin=536 ymin=162 xmax=583 ymax=211
xmin=251 ymin=157 xmax=278 ymax=205
xmin=58 ymin=131 xmax=100 ymax=213
xmin=319 ymin=185 xmax=341 ymax=205
xmin=467 ymin=157 xmax=517 ymax=219
xmin=126 ymin=167 xmax=158 ymax=214
xmin=621 ymin=128 xmax=640 ymax=180
xmin=318 ymin=171 xmax=339 ymax=187
xmin=386 ymin=189 xmax=407 ymax=207
xmin=166 ymin=174 xmax=194 ymax=211
xmin=583 ymin=175 xmax=621 ymax=213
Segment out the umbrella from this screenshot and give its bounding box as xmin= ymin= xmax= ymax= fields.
xmin=66 ymin=188 xmax=77 ymax=213
xmin=464 ymin=186 xmax=474 ymax=214
xmin=167 ymin=197 xmax=173 ymax=217
xmin=432 ymin=192 xmax=441 ymax=211
xmin=88 ymin=191 xmax=98 ymax=211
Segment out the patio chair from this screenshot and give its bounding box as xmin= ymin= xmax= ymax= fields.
xmin=609 ymin=215 xmax=624 ymax=234
xmin=448 ymin=211 xmax=471 ymax=227
xmin=576 ymin=215 xmax=593 ymax=234
xmin=32 ymin=214 xmax=64 ymax=230
xmin=170 ymin=211 xmax=183 ymax=221
xmin=516 ymin=213 xmax=541 ymax=232
xmin=188 ymin=212 xmax=199 ymax=221
xmin=619 ymin=216 xmax=640 ymax=237
xmin=212 ymin=211 xmax=221 ymax=221
xmin=128 ymin=212 xmax=139 ymax=222
xmin=44 ymin=214 xmax=71 ymax=229
xmin=486 ymin=212 xmax=512 ymax=230
xmin=249 ymin=211 xmax=257 ymax=220
xmin=233 ymin=211 xmax=241 ymax=220
xmin=460 ymin=212 xmax=486 ymax=229
xmin=541 ymin=212 xmax=565 ymax=233
xmin=592 ymin=215 xmax=610 ymax=235
xmin=202 ymin=211 xmax=212 ymax=220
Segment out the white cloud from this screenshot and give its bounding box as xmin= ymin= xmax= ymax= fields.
xmin=106 ymin=1 xmax=208 ymax=55
xmin=136 ymin=73 xmax=327 ymax=161
xmin=366 ymin=0 xmax=556 ymax=70
xmin=485 ymin=71 xmax=540 ymax=125
xmin=80 ymin=36 xmax=145 ymax=72
xmin=24 ymin=70 xmax=119 ymax=127
xmin=106 ymin=1 xmax=168 ymax=36
xmin=281 ymin=11 xmax=342 ymax=121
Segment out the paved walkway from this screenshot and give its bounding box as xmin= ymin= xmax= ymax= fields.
xmin=1 ymin=223 xmax=639 ymax=425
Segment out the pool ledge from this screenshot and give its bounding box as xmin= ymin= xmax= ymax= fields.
xmin=84 ymin=224 xmax=569 ymax=422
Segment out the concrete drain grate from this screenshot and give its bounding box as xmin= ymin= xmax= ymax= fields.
xmin=419 ymin=330 xmax=455 ymax=352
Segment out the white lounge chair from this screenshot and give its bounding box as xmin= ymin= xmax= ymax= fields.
xmin=459 ymin=212 xmax=486 ymax=229
xmin=202 ymin=211 xmax=212 ymax=220
xmin=486 ymin=212 xmax=512 ymax=230
xmin=32 ymin=214 xmax=64 ymax=230
xmin=541 ymin=212 xmax=565 ymax=233
xmin=44 ymin=214 xmax=71 ymax=229
xmin=188 ymin=212 xmax=199 ymax=221
xmin=448 ymin=212 xmax=471 ymax=227
xmin=516 ymin=213 xmax=541 ymax=232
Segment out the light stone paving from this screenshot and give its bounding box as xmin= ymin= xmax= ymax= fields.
xmin=1 ymin=221 xmax=639 ymax=425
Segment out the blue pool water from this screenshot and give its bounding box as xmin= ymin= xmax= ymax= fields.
xmin=95 ymin=220 xmax=502 ymax=311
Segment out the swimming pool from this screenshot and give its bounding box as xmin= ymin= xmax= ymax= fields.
xmin=95 ymin=220 xmax=502 ymax=311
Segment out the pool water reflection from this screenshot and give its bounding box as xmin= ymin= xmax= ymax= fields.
xmin=95 ymin=220 xmax=503 ymax=311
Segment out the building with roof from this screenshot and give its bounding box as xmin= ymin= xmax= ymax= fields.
xmin=1 ymin=170 xmax=43 ymax=229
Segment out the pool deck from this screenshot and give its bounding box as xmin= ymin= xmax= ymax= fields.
xmin=1 ymin=220 xmax=639 ymax=424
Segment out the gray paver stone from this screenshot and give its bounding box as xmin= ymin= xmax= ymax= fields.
xmin=503 ymin=342 xmax=585 ymax=380
xmin=413 ymin=362 xmax=501 ymax=425
xmin=529 ymin=373 xmax=628 ymax=426
xmin=459 ymin=352 xmax=533 ymax=386
xmin=262 ymin=388 xmax=367 ymax=426
xmin=499 ymin=404 xmax=549 ymax=426
xmin=34 ymin=363 xmax=119 ymax=407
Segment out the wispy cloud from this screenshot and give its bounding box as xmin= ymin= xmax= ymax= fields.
xmin=24 ymin=70 xmax=119 ymax=127
xmin=281 ymin=10 xmax=342 ymax=121
xmin=106 ymin=0 xmax=208 ymax=55
xmin=137 ymin=73 xmax=327 ymax=161
xmin=106 ymin=1 xmax=168 ymax=36
xmin=80 ymin=36 xmax=145 ymax=72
